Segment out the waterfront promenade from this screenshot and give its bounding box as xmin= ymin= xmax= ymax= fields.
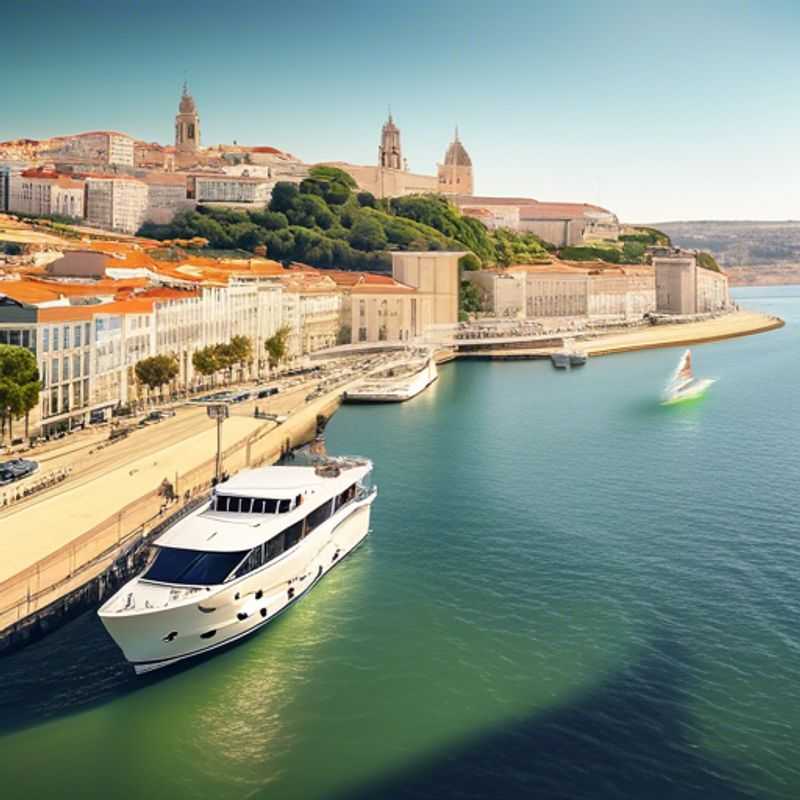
xmin=582 ymin=310 xmax=783 ymax=355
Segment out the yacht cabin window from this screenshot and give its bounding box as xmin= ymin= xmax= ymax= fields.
xmin=214 ymin=495 xmax=289 ymax=514
xmin=144 ymin=547 xmax=248 ymax=586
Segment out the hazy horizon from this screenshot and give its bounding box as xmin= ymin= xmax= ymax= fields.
xmin=4 ymin=0 xmax=799 ymax=222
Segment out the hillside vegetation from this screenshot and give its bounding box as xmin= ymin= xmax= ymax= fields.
xmin=139 ymin=167 xmax=550 ymax=271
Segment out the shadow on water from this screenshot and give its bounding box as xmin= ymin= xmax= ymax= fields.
xmin=0 ymin=610 xmax=138 ymax=735
xmin=0 ymin=604 xmax=277 ymax=736
xmin=333 ymin=635 xmax=761 ymax=800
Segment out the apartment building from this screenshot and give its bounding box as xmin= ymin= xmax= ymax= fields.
xmin=86 ymin=176 xmax=149 ymax=234
xmin=50 ymin=131 xmax=135 ymax=167
xmin=192 ymin=174 xmax=272 ymax=205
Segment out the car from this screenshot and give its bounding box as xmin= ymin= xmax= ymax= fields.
xmin=143 ymin=409 xmax=177 ymax=424
xmin=257 ymin=386 xmax=280 ymax=399
xmin=0 ymin=458 xmax=39 ymax=486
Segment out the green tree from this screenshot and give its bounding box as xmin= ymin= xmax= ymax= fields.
xmin=349 ymin=213 xmax=388 ymax=251
xmin=460 ymin=281 xmax=482 ymax=315
xmin=248 ymin=209 xmax=289 ymax=230
xmin=697 ymin=251 xmax=721 ymax=273
xmin=192 ymin=346 xmax=220 ymax=385
xmin=265 ymin=326 xmax=290 ymax=371
xmin=228 ymin=335 xmax=253 ymax=379
xmin=213 ymin=343 xmax=236 ymax=383
xmin=0 ymin=345 xmax=39 ymax=441
xmin=269 ymin=182 xmax=300 ymax=213
xmin=135 ymin=355 xmax=179 ymax=397
xmin=308 ymin=165 xmax=357 ymax=189
xmin=459 ymin=253 xmax=481 ymax=271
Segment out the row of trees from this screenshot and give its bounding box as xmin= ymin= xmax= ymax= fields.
xmin=0 ymin=345 xmax=40 ymax=442
xmin=191 ymin=335 xmax=254 ymax=385
xmin=133 ymin=331 xmax=291 ymax=397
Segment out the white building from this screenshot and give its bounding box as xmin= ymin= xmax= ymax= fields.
xmin=50 ymin=131 xmax=135 ymax=167
xmin=193 ymin=174 xmax=272 ymax=205
xmin=142 ymin=173 xmax=194 ymax=224
xmin=8 ymin=169 xmax=85 ymax=219
xmin=86 ymin=177 xmax=149 ymax=234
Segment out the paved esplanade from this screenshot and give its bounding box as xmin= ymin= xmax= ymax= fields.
xmin=0 ymin=414 xmax=264 ymax=583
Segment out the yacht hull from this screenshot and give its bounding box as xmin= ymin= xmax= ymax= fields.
xmin=99 ymin=492 xmax=376 ymax=673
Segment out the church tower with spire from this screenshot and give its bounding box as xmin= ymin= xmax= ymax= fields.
xmin=378 ymin=111 xmax=403 ymax=170
xmin=438 ymin=127 xmax=473 ymax=196
xmin=175 ymin=82 xmax=200 ymax=168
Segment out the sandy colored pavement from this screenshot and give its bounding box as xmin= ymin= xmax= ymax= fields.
xmin=583 ymin=311 xmax=783 ymax=355
xmin=0 ymin=415 xmax=264 ymax=583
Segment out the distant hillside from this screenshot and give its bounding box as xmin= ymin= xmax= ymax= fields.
xmin=651 ymin=220 xmax=800 ymax=268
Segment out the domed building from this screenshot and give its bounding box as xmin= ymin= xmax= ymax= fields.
xmin=438 ymin=128 xmax=473 ymax=196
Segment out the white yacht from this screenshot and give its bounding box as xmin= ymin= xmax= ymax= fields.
xmin=344 ymin=354 xmax=438 ymax=403
xmin=99 ymin=458 xmax=377 ymax=673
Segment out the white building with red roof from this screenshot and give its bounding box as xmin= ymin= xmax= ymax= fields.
xmin=8 ymin=168 xmax=85 ymax=219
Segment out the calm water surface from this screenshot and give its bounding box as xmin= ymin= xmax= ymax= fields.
xmin=0 ymin=286 xmax=798 ymax=799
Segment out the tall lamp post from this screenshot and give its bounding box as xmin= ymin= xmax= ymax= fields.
xmin=207 ymin=403 xmax=229 ymax=483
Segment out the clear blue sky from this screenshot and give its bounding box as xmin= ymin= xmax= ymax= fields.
xmin=4 ymin=0 xmax=799 ymax=221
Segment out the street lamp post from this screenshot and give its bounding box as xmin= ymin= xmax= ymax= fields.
xmin=207 ymin=403 xmax=229 ymax=483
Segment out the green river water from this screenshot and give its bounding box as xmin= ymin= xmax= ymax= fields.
xmin=0 ymin=286 xmax=798 ymax=799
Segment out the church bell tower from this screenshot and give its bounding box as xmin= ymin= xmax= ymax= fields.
xmin=175 ymin=82 xmax=200 ymax=168
xmin=378 ymin=111 xmax=403 ymax=170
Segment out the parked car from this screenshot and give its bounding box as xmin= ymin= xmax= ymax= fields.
xmin=257 ymin=386 xmax=280 ymax=399
xmin=0 ymin=458 xmax=39 ymax=486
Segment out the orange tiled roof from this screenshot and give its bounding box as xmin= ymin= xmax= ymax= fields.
xmin=0 ymin=280 xmax=68 ymax=304
xmin=38 ymin=305 xmax=98 ymax=322
xmin=38 ymin=296 xmax=157 ymax=322
xmin=137 ymin=287 xmax=201 ymax=300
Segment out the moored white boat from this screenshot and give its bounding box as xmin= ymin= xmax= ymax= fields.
xmin=98 ymin=458 xmax=377 ymax=673
xmin=344 ymin=354 xmax=438 ymax=403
